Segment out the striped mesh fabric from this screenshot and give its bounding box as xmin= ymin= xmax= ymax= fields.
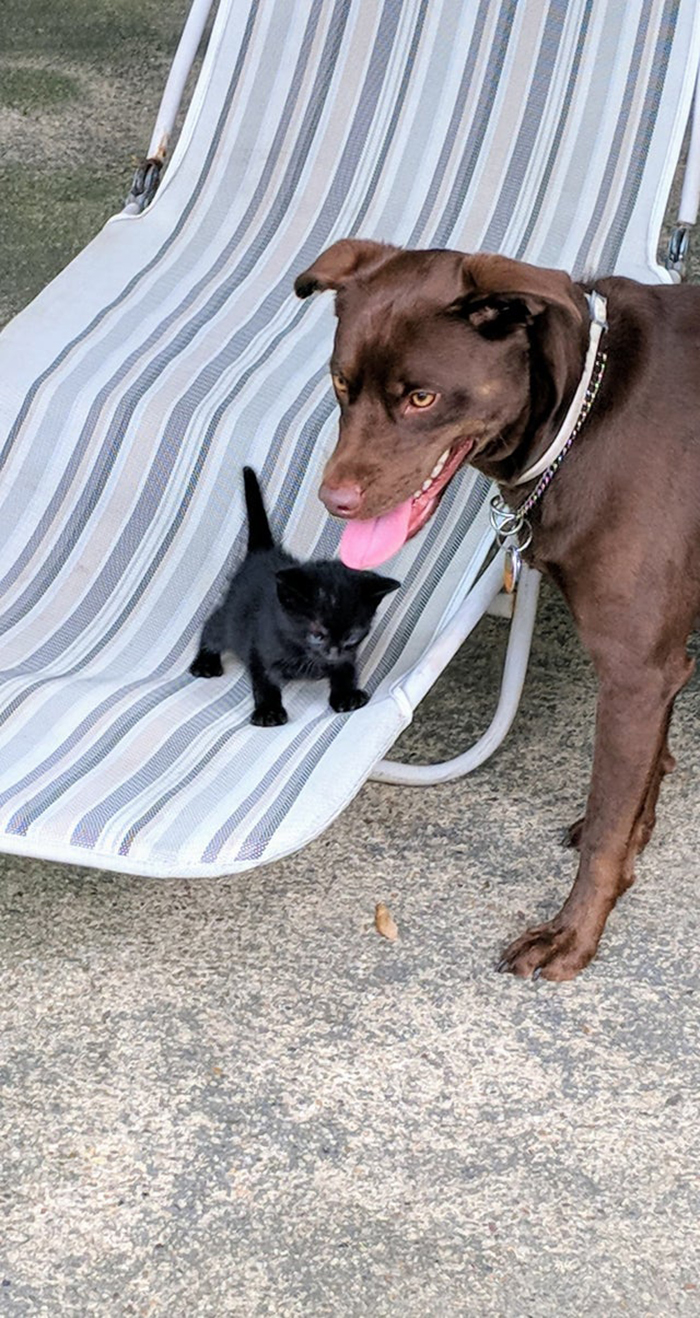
xmin=0 ymin=0 xmax=698 ymax=875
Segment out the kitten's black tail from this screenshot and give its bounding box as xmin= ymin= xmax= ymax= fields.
xmin=243 ymin=466 xmax=275 ymax=553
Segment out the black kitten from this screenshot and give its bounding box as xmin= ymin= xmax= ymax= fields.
xmin=190 ymin=467 xmax=400 ymax=726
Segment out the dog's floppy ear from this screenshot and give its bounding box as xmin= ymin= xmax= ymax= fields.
xmin=294 ymin=239 xmax=399 ymax=298
xmin=458 ymin=253 xmax=584 ymax=327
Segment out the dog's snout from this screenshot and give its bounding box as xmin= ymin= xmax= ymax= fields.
xmin=319 ymin=482 xmax=364 ymax=518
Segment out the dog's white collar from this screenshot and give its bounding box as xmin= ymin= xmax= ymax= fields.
xmin=514 ymin=290 xmax=608 ymax=486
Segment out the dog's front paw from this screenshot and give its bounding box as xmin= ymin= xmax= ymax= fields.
xmin=251 ymin=703 xmax=288 ymax=727
xmin=496 ymin=918 xmax=599 ymax=982
xmin=330 ymin=687 xmax=369 ymax=713
xmin=190 ymin=648 xmax=224 ymax=679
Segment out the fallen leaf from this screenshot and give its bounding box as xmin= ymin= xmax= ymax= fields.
xmin=375 ymin=902 xmax=398 ymax=941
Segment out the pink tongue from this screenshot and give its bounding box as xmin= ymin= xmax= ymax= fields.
xmin=339 ymin=498 xmax=413 ymax=569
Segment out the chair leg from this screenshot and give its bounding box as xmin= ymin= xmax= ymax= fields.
xmin=666 ymin=67 xmax=700 ymax=278
xmin=371 ymin=565 xmax=540 ymax=786
xmin=124 ymin=0 xmax=216 ymax=213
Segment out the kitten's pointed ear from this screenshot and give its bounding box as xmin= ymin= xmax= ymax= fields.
xmin=276 ymin=567 xmax=315 ymax=614
xmin=359 ymin=573 xmax=401 ymax=602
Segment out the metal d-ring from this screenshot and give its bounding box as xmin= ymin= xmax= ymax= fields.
xmin=490 ymin=494 xmax=533 ymax=594
xmin=512 ymin=521 xmax=533 ymax=552
xmin=489 ymin=494 xmax=532 ymax=552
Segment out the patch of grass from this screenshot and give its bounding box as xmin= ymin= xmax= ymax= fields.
xmin=0 ymin=0 xmax=206 ymax=328
xmin=0 ymin=165 xmax=130 ymax=325
xmin=0 ymin=67 xmax=81 ymax=112
xmin=1 ymin=0 xmax=189 ymax=64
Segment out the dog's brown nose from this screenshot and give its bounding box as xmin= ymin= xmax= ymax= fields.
xmin=319 ymin=482 xmax=364 ymax=518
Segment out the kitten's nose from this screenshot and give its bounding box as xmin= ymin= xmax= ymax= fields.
xmin=319 ymin=482 xmax=364 ymax=518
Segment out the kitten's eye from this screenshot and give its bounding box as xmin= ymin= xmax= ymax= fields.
xmin=407 ymin=390 xmax=437 ymax=410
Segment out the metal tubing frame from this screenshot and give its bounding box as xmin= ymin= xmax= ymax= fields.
xmin=667 ymin=61 xmax=700 ymax=275
xmin=123 ymin=0 xmax=216 ymax=214
xmin=371 ymin=561 xmax=541 ymax=786
xmin=679 ymin=69 xmax=700 ymax=226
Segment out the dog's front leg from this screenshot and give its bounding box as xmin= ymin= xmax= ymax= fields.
xmin=499 ymin=649 xmax=693 ymax=981
xmin=563 ymin=735 xmax=676 ymax=853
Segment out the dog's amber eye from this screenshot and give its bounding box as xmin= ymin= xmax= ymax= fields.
xmin=332 ymin=373 xmax=348 ymax=394
xmin=408 ymin=390 xmax=437 ymax=409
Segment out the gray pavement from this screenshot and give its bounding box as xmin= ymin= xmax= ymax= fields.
xmin=1 ymin=5 xmax=699 ymax=1314
xmin=2 ymin=585 xmax=699 ymax=1315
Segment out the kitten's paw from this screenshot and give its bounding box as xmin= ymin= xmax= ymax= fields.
xmin=190 ymin=649 xmax=224 ymax=679
xmin=251 ymin=703 xmax=288 ymax=727
xmin=330 ymin=687 xmax=369 ymax=713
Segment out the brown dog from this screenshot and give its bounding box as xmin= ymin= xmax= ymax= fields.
xmin=294 ymin=238 xmax=700 ymax=981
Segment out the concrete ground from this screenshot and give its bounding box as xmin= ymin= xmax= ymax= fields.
xmin=1 ymin=6 xmax=699 ymax=1316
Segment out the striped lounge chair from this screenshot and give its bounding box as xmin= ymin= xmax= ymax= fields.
xmin=0 ymin=0 xmax=698 ymax=877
